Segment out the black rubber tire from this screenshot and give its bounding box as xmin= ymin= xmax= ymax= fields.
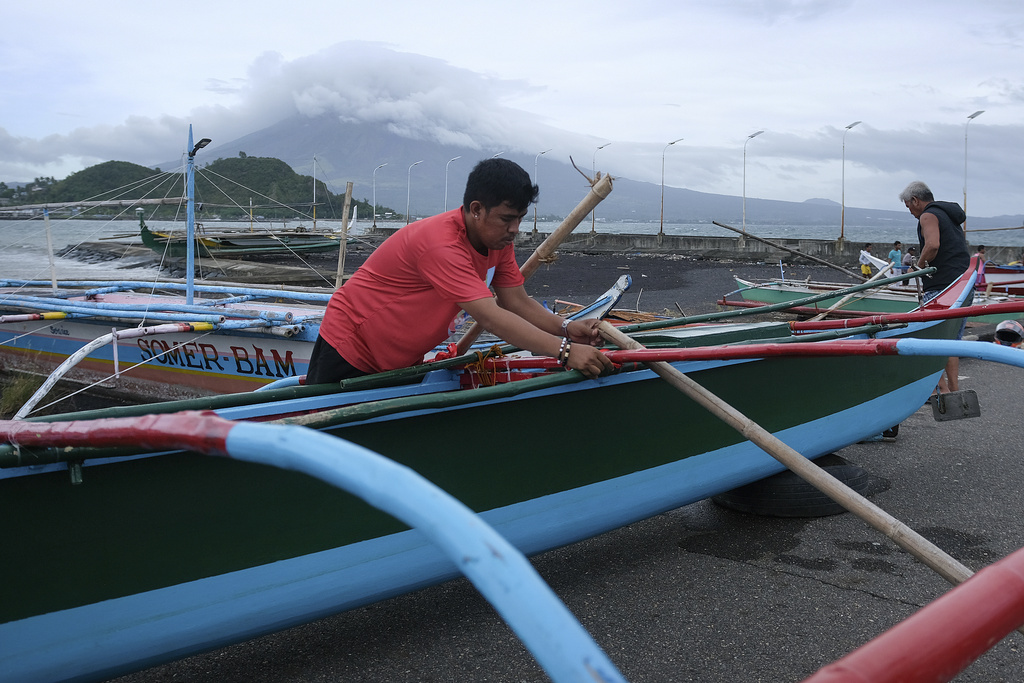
xmin=711 ymin=456 xmax=872 ymax=518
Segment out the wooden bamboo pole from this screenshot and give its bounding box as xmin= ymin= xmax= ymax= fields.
xmin=454 ymin=172 xmax=614 ymax=355
xmin=713 ymin=220 xmax=866 ymax=281
xmin=597 ymin=321 xmax=1022 ymax=630
xmin=335 ymin=182 xmax=354 ymax=288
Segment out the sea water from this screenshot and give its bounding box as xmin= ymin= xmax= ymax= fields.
xmin=1 ymin=216 xmax=1020 ymax=282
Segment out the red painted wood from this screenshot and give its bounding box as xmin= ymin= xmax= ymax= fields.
xmin=0 ymin=411 xmax=234 ymax=455
xmin=803 ymin=546 xmax=1024 ymax=683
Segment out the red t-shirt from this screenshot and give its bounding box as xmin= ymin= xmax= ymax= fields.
xmin=319 ymin=208 xmax=525 ymax=372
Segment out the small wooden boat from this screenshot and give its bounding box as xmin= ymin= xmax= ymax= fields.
xmin=139 ymin=219 xmax=344 ymax=258
xmin=977 ymin=262 xmax=1024 ymax=295
xmin=0 ymin=261 xmax=1002 ymax=682
xmin=0 ymin=279 xmax=328 ymax=403
xmin=722 ymin=274 xmax=1024 ymax=323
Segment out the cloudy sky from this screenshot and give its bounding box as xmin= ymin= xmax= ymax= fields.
xmin=2 ymin=0 xmax=1022 ymax=218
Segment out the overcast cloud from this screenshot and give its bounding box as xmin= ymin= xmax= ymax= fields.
xmin=1 ymin=0 xmax=1022 ymax=217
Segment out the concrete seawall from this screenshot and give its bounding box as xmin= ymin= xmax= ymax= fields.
xmin=368 ymin=226 xmax=1022 ymax=267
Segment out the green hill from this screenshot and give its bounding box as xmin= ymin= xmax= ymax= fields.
xmin=9 ymin=156 xmax=386 ymax=220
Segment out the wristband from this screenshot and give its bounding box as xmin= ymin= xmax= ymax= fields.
xmin=561 ymin=318 xmax=570 ymax=338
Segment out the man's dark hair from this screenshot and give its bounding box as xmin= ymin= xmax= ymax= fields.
xmin=463 ymin=158 xmax=539 ymax=212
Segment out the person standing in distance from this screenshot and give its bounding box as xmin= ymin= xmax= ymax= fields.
xmin=899 ymin=180 xmax=971 ymax=393
xmin=306 ymin=158 xmax=614 ymax=384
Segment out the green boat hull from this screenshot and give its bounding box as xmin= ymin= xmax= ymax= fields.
xmin=0 ymin=319 xmax=956 ymax=626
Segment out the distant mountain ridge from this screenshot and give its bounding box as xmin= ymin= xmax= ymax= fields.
xmin=184 ymin=115 xmax=1021 ymax=229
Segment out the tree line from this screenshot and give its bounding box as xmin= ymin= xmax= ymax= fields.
xmin=2 ymin=155 xmax=394 ymax=221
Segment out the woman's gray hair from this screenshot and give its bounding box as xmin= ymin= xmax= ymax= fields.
xmin=899 ymin=181 xmax=934 ymax=203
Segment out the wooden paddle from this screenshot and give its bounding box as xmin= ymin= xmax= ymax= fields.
xmin=597 ymin=321 xmax=1020 ymax=625
xmin=454 ymin=172 xmax=614 ymax=355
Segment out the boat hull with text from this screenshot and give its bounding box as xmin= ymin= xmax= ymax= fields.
xmin=0 ymin=282 xmax=325 ymax=403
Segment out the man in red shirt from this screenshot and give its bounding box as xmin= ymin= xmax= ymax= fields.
xmin=307 ymin=158 xmax=613 ymax=383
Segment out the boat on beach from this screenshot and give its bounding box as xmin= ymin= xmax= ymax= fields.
xmin=1 ymin=257 xmax=1005 ymax=682
xmin=979 ymin=262 xmax=1024 ymax=295
xmin=139 ymin=216 xmax=345 ymax=258
xmin=722 ymin=273 xmax=1024 ymax=324
xmin=0 ymin=278 xmax=329 ymax=405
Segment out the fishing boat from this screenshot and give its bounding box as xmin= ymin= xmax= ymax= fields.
xmin=978 ymin=262 xmax=1024 ymax=295
xmin=722 ymin=273 xmax=1024 ymax=324
xmin=0 ymin=278 xmax=330 ymax=405
xmin=138 ymin=216 xmax=345 ymax=258
xmin=4 ymin=257 xmax=1014 ymax=682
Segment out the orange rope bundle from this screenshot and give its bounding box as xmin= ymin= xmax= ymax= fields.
xmin=467 ymin=345 xmax=508 ymax=387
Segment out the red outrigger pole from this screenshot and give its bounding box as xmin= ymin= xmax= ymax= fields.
xmin=790 ymin=298 xmax=1024 ymax=331
xmin=803 ymin=545 xmax=1024 ymax=683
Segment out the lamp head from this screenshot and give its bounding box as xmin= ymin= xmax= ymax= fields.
xmin=190 ymin=138 xmax=211 ymax=156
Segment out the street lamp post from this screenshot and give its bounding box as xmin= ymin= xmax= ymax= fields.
xmin=742 ymin=130 xmax=764 ymax=234
xmin=533 ymin=148 xmax=551 ymax=235
xmin=371 ymin=163 xmax=387 ymax=229
xmin=660 ymin=138 xmax=683 ymax=236
xmin=444 ymin=156 xmax=462 ymax=212
xmin=964 ymin=110 xmax=984 ymax=231
xmin=185 ymin=126 xmax=211 ymax=305
xmin=406 ymin=160 xmax=423 ymax=225
xmin=840 ymin=120 xmax=861 ymax=242
xmin=592 ymin=142 xmax=610 ymax=234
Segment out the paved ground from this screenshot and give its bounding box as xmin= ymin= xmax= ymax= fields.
xmin=109 ymin=255 xmax=1024 ymax=683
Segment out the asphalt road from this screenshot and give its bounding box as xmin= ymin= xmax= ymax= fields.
xmin=110 ymin=343 xmax=1024 ymax=681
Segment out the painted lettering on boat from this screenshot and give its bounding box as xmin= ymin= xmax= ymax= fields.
xmin=138 ymin=339 xmax=223 ymax=371
xmin=135 ymin=339 xmax=296 ymax=377
xmin=136 ymin=342 xmax=296 ymax=378
xmin=48 ymin=326 xmax=70 ymax=336
xmin=229 ymin=346 xmax=296 ymax=377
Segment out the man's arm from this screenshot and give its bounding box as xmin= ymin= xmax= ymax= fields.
xmin=459 ymin=291 xmax=613 ymax=378
xmin=493 ymin=285 xmax=605 ymax=346
xmin=918 ymin=212 xmax=941 ymax=267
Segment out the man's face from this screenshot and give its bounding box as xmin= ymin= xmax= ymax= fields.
xmin=468 ymin=201 xmax=527 ymax=251
xmin=904 ymin=197 xmax=924 ymax=218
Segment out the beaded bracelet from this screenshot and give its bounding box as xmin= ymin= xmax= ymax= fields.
xmin=558 ymin=339 xmax=572 ymax=367
xmin=561 ymin=318 xmax=570 ymax=338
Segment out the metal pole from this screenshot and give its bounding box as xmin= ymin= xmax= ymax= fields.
xmin=660 ymin=138 xmax=683 ymax=236
xmin=841 ymin=121 xmax=861 ymax=242
xmin=371 ymin=163 xmax=386 ymax=228
xmin=444 ymin=156 xmax=461 ymax=212
xmin=533 ymin=148 xmax=551 ymax=235
xmin=964 ymin=110 xmax=984 ymax=231
xmin=185 ymin=126 xmax=210 ymax=306
xmin=406 ymin=160 xmax=423 ymax=225
xmin=592 ymin=143 xmax=610 ymax=234
xmin=742 ymin=130 xmax=764 ymax=234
